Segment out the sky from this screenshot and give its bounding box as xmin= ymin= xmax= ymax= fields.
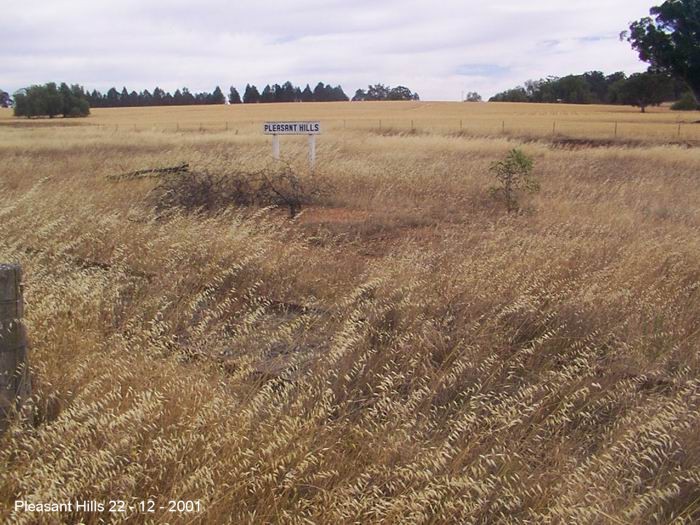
xmin=1 ymin=0 xmax=655 ymax=101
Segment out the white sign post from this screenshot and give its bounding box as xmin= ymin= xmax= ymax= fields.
xmin=263 ymin=121 xmax=321 ymax=169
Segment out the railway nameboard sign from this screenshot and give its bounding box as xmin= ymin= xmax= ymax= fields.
xmin=263 ymin=121 xmax=321 ymax=167
xmin=263 ymin=121 xmax=321 ymax=135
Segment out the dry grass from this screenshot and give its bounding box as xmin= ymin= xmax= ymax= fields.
xmin=0 ymin=104 xmax=699 ymax=524
xmin=1 ymin=100 xmax=698 ymax=141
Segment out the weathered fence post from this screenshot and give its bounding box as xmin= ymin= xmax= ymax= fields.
xmin=0 ymin=264 xmax=31 ymax=433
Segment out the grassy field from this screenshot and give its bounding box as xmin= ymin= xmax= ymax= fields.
xmin=1 ymin=100 xmax=698 ymax=140
xmin=0 ymin=102 xmax=699 ymax=524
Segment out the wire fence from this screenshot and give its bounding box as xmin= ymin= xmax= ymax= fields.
xmin=4 ymin=117 xmax=699 ymax=142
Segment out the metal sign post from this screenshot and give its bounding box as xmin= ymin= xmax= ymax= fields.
xmin=263 ymin=121 xmax=321 ymax=169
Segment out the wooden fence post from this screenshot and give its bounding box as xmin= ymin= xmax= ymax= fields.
xmin=0 ymin=264 xmax=31 ymax=433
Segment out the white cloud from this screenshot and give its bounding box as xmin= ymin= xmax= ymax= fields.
xmin=0 ymin=0 xmax=652 ymax=99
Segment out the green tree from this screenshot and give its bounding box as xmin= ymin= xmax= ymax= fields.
xmin=228 ymin=86 xmax=242 ymax=104
xmin=489 ymin=87 xmax=529 ymax=102
xmin=13 ymin=83 xmax=89 ymax=117
xmin=489 ymin=149 xmax=538 ymax=213
xmin=330 ymin=85 xmax=349 ymax=101
xmin=387 ymin=86 xmax=415 ymax=100
xmin=618 ymin=72 xmax=674 ymax=112
xmin=352 ymin=88 xmax=367 ymax=101
xmin=280 ymin=81 xmax=296 ymax=102
xmin=625 ymin=0 xmax=700 ymax=101
xmin=301 ymin=84 xmax=314 ymax=102
xmin=313 ymin=82 xmax=327 ymax=102
xmin=44 ymin=83 xmax=63 ymax=117
xmin=209 ymin=86 xmax=226 ymax=104
xmin=106 ymin=87 xmax=120 ymax=106
xmin=366 ymin=84 xmax=390 ymax=101
xmin=243 ymin=84 xmax=260 ymax=103
xmin=671 ymin=91 xmax=699 ymax=109
xmin=260 ymin=85 xmax=273 ymax=103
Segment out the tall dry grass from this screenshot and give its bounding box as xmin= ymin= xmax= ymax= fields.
xmin=0 ymin=118 xmax=699 ymax=524
xmin=1 ymin=100 xmax=698 ymax=141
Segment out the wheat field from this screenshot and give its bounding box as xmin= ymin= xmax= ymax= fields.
xmin=0 ymin=102 xmax=699 ymax=524
xmin=1 ymin=100 xmax=698 ymax=140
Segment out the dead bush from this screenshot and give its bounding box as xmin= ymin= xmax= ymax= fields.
xmin=150 ymin=163 xmax=327 ymax=217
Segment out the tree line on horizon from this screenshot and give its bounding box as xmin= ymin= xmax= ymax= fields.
xmin=4 ymin=80 xmax=423 ymax=117
xmin=488 ymin=70 xmax=691 ymax=112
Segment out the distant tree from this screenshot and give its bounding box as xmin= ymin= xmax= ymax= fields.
xmin=12 ymin=90 xmax=32 ymax=117
xmin=618 ymin=72 xmax=674 ymax=112
xmin=352 ymin=88 xmax=367 ymax=101
xmin=357 ymin=84 xmax=417 ymax=101
xmin=366 ymin=84 xmax=390 ymax=101
xmin=553 ymin=75 xmax=594 ymax=104
xmin=63 ymin=84 xmax=90 ymax=116
xmin=228 ymin=86 xmax=241 ymax=104
xmin=243 ymin=84 xmax=260 ymax=103
xmin=464 ymin=91 xmax=482 ymax=102
xmin=0 ymin=89 xmax=11 ymax=108
xmin=120 ymin=87 xmax=129 ymax=106
xmin=208 ymin=86 xmax=226 ymax=104
xmin=301 ymin=84 xmax=314 ymax=102
xmin=625 ymin=0 xmax=700 ymax=102
xmin=260 ymin=85 xmax=273 ymax=103
xmin=87 ymin=89 xmax=103 ymax=108
xmin=141 ymin=89 xmax=153 ymax=106
xmin=604 ymin=72 xmax=628 ymax=103
xmin=280 ymin=81 xmax=296 ymax=102
xmin=330 ymin=85 xmax=349 ymax=101
xmin=387 ymin=86 xmax=415 ymax=100
xmin=671 ymin=91 xmax=700 ymax=110
xmin=294 ymin=87 xmax=302 ymax=102
xmin=489 ymin=87 xmax=529 ymax=102
xmin=312 ymin=82 xmax=327 ymax=102
xmin=43 ymin=83 xmax=63 ymax=117
xmin=13 ymin=82 xmax=89 ymax=118
xmin=181 ymin=88 xmax=194 ymax=105
xmin=106 ymin=87 xmax=120 ymax=107
xmin=152 ymin=87 xmax=166 ymax=105
xmin=581 ymin=71 xmax=608 ymax=102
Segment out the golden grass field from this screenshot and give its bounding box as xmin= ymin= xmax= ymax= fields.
xmin=0 ymin=101 xmax=699 ymax=524
xmin=1 ymin=100 xmax=699 ymax=140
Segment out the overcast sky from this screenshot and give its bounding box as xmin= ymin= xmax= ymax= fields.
xmin=1 ymin=0 xmax=654 ymax=100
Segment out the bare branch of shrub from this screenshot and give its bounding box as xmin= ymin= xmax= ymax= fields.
xmin=149 ymin=162 xmax=328 ymax=218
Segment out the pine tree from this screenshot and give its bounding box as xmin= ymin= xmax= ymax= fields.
xmin=228 ymin=86 xmax=242 ymax=104
xmin=301 ymin=84 xmax=314 ymax=102
xmin=243 ymin=84 xmax=260 ymax=103
xmin=261 ymin=85 xmax=273 ymax=103
xmin=209 ymin=86 xmax=226 ymax=104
